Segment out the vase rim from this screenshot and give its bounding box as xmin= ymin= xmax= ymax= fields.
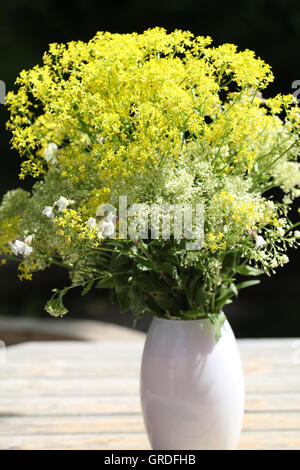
xmin=153 ymin=316 xmax=215 ymax=324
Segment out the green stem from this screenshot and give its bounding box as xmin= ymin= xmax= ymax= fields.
xmin=285 ymin=221 xmax=300 ymax=235
xmin=256 ymin=139 xmax=298 ymax=178
xmin=135 ymin=239 xmax=177 ymax=294
xmin=211 ymin=292 xmax=215 ymax=313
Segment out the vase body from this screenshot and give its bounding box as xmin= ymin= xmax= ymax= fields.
xmin=140 ymin=317 xmax=244 ymax=450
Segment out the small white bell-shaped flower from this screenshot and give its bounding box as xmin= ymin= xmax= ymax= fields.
xmin=86 ymin=217 xmax=97 ymax=229
xmin=55 ymin=196 xmax=70 ymax=212
xmin=9 ymin=240 xmax=33 ymax=257
xmin=44 ymin=143 xmax=58 ymax=165
xmin=42 ymin=206 xmax=55 ymax=219
xmin=255 ymin=235 xmax=266 ymax=249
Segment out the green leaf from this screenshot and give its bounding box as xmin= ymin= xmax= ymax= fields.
xmin=153 ymin=261 xmax=174 ymax=276
xmin=96 ymin=276 xmax=116 ymax=289
xmin=134 ymin=274 xmax=170 ymax=294
xmin=194 ymin=286 xmax=211 ymax=305
xmin=114 ymin=273 xmax=130 ymax=286
xmin=152 ymin=293 xmax=178 ymax=314
xmin=81 ymin=279 xmax=94 ymax=296
xmin=208 ymin=312 xmax=226 ymax=343
xmin=215 ymin=290 xmax=234 ymax=311
xmin=236 ymin=279 xmax=260 ymax=290
xmin=186 ymin=273 xmax=202 ymax=300
xmin=145 ymin=297 xmax=165 ymax=316
xmin=128 ymin=288 xmax=148 ymax=317
xmin=110 ymin=253 xmax=131 ymax=270
xmin=116 ymin=287 xmax=131 ymax=313
xmin=230 ymin=283 xmax=238 ymax=297
xmin=179 ymin=308 xmax=207 ymax=319
xmin=236 ymin=265 xmax=263 ymax=276
xmin=222 ymin=252 xmax=236 ymax=272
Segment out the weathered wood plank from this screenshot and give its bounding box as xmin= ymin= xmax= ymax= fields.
xmin=3 ymin=339 xmax=300 ymax=367
xmin=2 ymin=394 xmax=300 ymax=417
xmin=3 ymin=341 xmax=144 ymax=359
xmin=0 ymin=415 xmax=146 ymax=435
xmin=1 ymin=430 xmax=300 ymax=450
xmin=1 ymin=369 xmax=300 ymax=395
xmin=238 ymin=431 xmax=300 ymax=450
xmin=0 ymin=433 xmax=150 ymax=450
xmin=1 ymin=377 xmax=300 ymax=411
xmin=0 ymin=363 xmax=140 ymax=379
xmin=4 ymin=338 xmax=298 ymax=364
xmin=1 ymin=412 xmax=300 ymax=437
xmin=245 ymin=393 xmax=300 ymax=411
xmin=0 ymin=378 xmax=140 ymax=396
xmin=242 ymin=412 xmax=300 ymax=431
xmin=1 ymin=396 xmax=300 ymax=418
xmin=0 ymin=396 xmax=141 ymax=416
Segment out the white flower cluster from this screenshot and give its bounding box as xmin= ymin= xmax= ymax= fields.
xmin=42 ymin=196 xmax=72 ymax=220
xmin=9 ymin=235 xmax=33 ymax=257
xmin=271 ymin=160 xmax=300 ymax=198
xmin=43 ymin=197 xmax=116 ymax=239
xmin=86 ymin=213 xmax=116 ymax=238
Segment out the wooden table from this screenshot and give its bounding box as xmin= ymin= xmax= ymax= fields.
xmin=1 ymin=339 xmax=300 ymax=450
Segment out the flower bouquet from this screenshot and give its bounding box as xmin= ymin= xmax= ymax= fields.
xmin=0 ymin=28 xmax=299 ymax=449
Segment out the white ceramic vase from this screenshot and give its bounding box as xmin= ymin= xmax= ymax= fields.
xmin=140 ymin=316 xmax=244 ymax=450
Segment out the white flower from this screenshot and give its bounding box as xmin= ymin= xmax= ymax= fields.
xmin=43 ymin=197 xmax=72 ymax=218
xmin=23 ymin=244 xmax=33 ymax=257
xmin=86 ymin=217 xmax=97 ymax=229
xmin=101 ymin=220 xmax=115 ymax=237
xmin=42 ymin=206 xmax=54 ymax=219
xmin=8 ymin=240 xmax=20 ymax=256
xmin=24 ymin=234 xmax=33 ymax=245
xmin=55 ymin=196 xmax=69 ymax=212
xmin=44 ymin=143 xmax=58 ymax=165
xmin=100 ymin=214 xmax=116 ymax=238
xmin=255 ymin=235 xmax=266 ymax=249
xmin=9 ymin=240 xmax=33 ymax=257
xmin=223 ymin=225 xmax=228 ymax=234
xmin=277 ymin=227 xmax=285 ymax=237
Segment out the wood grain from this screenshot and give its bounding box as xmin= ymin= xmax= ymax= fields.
xmin=1 ymin=339 xmax=300 ymax=450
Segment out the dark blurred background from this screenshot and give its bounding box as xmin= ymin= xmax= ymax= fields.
xmin=0 ymin=0 xmax=299 ymax=338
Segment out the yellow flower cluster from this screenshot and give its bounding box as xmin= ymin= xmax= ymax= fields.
xmin=18 ymin=260 xmax=38 ymax=281
xmin=217 ymin=191 xmax=273 ymax=230
xmin=266 ymin=94 xmax=296 ymax=115
xmin=55 ymin=209 xmax=100 ymax=244
xmin=0 ymin=216 xmax=20 ymax=255
xmin=5 ymin=27 xmax=286 ymax=194
xmin=204 ymin=43 xmax=274 ymax=88
xmin=205 ymin=232 xmax=226 ymax=252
